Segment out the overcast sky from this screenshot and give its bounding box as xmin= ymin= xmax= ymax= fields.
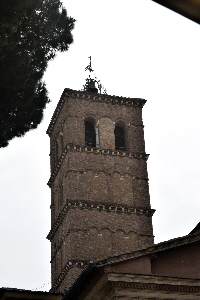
xmin=0 ymin=0 xmax=200 ymax=292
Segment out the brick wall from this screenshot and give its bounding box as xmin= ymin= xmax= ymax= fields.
xmin=47 ymin=90 xmax=154 ymax=292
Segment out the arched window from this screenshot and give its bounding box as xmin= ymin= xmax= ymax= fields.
xmin=85 ymin=121 xmax=96 ymax=147
xmin=114 ymin=126 xmax=125 ymax=151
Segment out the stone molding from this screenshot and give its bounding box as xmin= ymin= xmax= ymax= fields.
xmin=47 ymin=199 xmax=155 ymax=241
xmin=111 ymin=281 xmax=200 ymax=293
xmin=47 ymin=88 xmax=146 ymax=136
xmin=50 ymin=260 xmax=87 ymax=293
xmin=48 ymin=143 xmax=149 ymax=187
xmin=109 ymin=273 xmax=200 ymax=294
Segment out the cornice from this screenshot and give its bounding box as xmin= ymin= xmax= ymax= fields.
xmin=50 ymin=260 xmax=87 ymax=293
xmin=47 ymin=88 xmax=146 ymax=136
xmin=110 ymin=275 xmax=200 ymax=294
xmin=109 ymin=273 xmax=200 ymax=285
xmin=47 ymin=199 xmax=155 ymax=241
xmin=112 ymin=282 xmax=200 ymax=293
xmin=48 ymin=143 xmax=149 ymax=187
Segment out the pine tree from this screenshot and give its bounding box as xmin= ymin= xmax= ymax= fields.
xmin=0 ymin=0 xmax=75 ymax=147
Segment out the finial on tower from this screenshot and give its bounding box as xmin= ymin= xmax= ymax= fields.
xmin=83 ymin=56 xmax=107 ymax=94
xmin=85 ymin=56 xmax=94 ymax=73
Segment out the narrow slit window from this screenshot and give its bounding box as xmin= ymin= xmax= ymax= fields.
xmin=115 ymin=126 xmax=125 ymax=151
xmin=85 ymin=121 xmax=96 ymax=147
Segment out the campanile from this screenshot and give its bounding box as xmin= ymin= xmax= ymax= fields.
xmin=47 ymin=76 xmax=155 ymax=292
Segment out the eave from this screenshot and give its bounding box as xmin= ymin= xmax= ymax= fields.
xmin=151 ymin=0 xmax=200 ymax=24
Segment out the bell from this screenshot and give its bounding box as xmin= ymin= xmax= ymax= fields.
xmin=88 ymin=79 xmax=98 ymax=93
xmin=88 ymin=79 xmax=96 ymax=89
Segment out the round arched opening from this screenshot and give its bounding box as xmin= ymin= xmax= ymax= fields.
xmin=114 ymin=125 xmax=126 ymax=151
xmin=85 ymin=119 xmax=96 ymax=147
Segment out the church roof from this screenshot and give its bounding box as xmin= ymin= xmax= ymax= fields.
xmin=0 ymin=288 xmax=62 ymax=300
xmin=189 ymin=222 xmax=200 ymax=235
xmin=152 ymin=0 xmax=200 ymax=24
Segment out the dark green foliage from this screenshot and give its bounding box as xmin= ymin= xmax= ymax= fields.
xmin=0 ymin=0 xmax=75 ymax=147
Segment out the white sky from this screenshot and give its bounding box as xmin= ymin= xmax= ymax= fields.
xmin=0 ymin=0 xmax=200 ymax=292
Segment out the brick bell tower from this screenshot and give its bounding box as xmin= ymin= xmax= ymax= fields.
xmin=46 ymin=59 xmax=155 ymax=292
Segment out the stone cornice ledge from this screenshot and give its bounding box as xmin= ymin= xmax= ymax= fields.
xmin=109 ymin=273 xmax=200 ymax=293
xmin=48 ymin=143 xmax=149 ymax=187
xmin=47 ymin=88 xmax=146 ymax=136
xmin=50 ymin=260 xmax=87 ymax=293
xmin=47 ymin=199 xmax=155 ymax=241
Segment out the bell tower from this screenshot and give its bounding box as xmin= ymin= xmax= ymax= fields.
xmin=47 ymin=61 xmax=155 ymax=292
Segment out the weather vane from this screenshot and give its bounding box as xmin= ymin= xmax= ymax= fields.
xmin=83 ymin=56 xmax=107 ymax=94
xmin=85 ymin=56 xmax=94 ymax=73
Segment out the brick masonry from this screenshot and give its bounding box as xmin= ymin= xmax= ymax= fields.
xmin=47 ymin=89 xmax=155 ymax=292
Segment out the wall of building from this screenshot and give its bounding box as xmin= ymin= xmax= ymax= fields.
xmin=106 ymin=256 xmax=152 ymax=275
xmin=151 ymin=241 xmax=200 ymax=278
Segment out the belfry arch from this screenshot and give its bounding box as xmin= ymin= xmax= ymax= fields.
xmin=114 ymin=120 xmax=126 ymax=151
xmin=84 ymin=116 xmax=99 ymax=148
xmin=85 ymin=117 xmax=96 ymax=147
